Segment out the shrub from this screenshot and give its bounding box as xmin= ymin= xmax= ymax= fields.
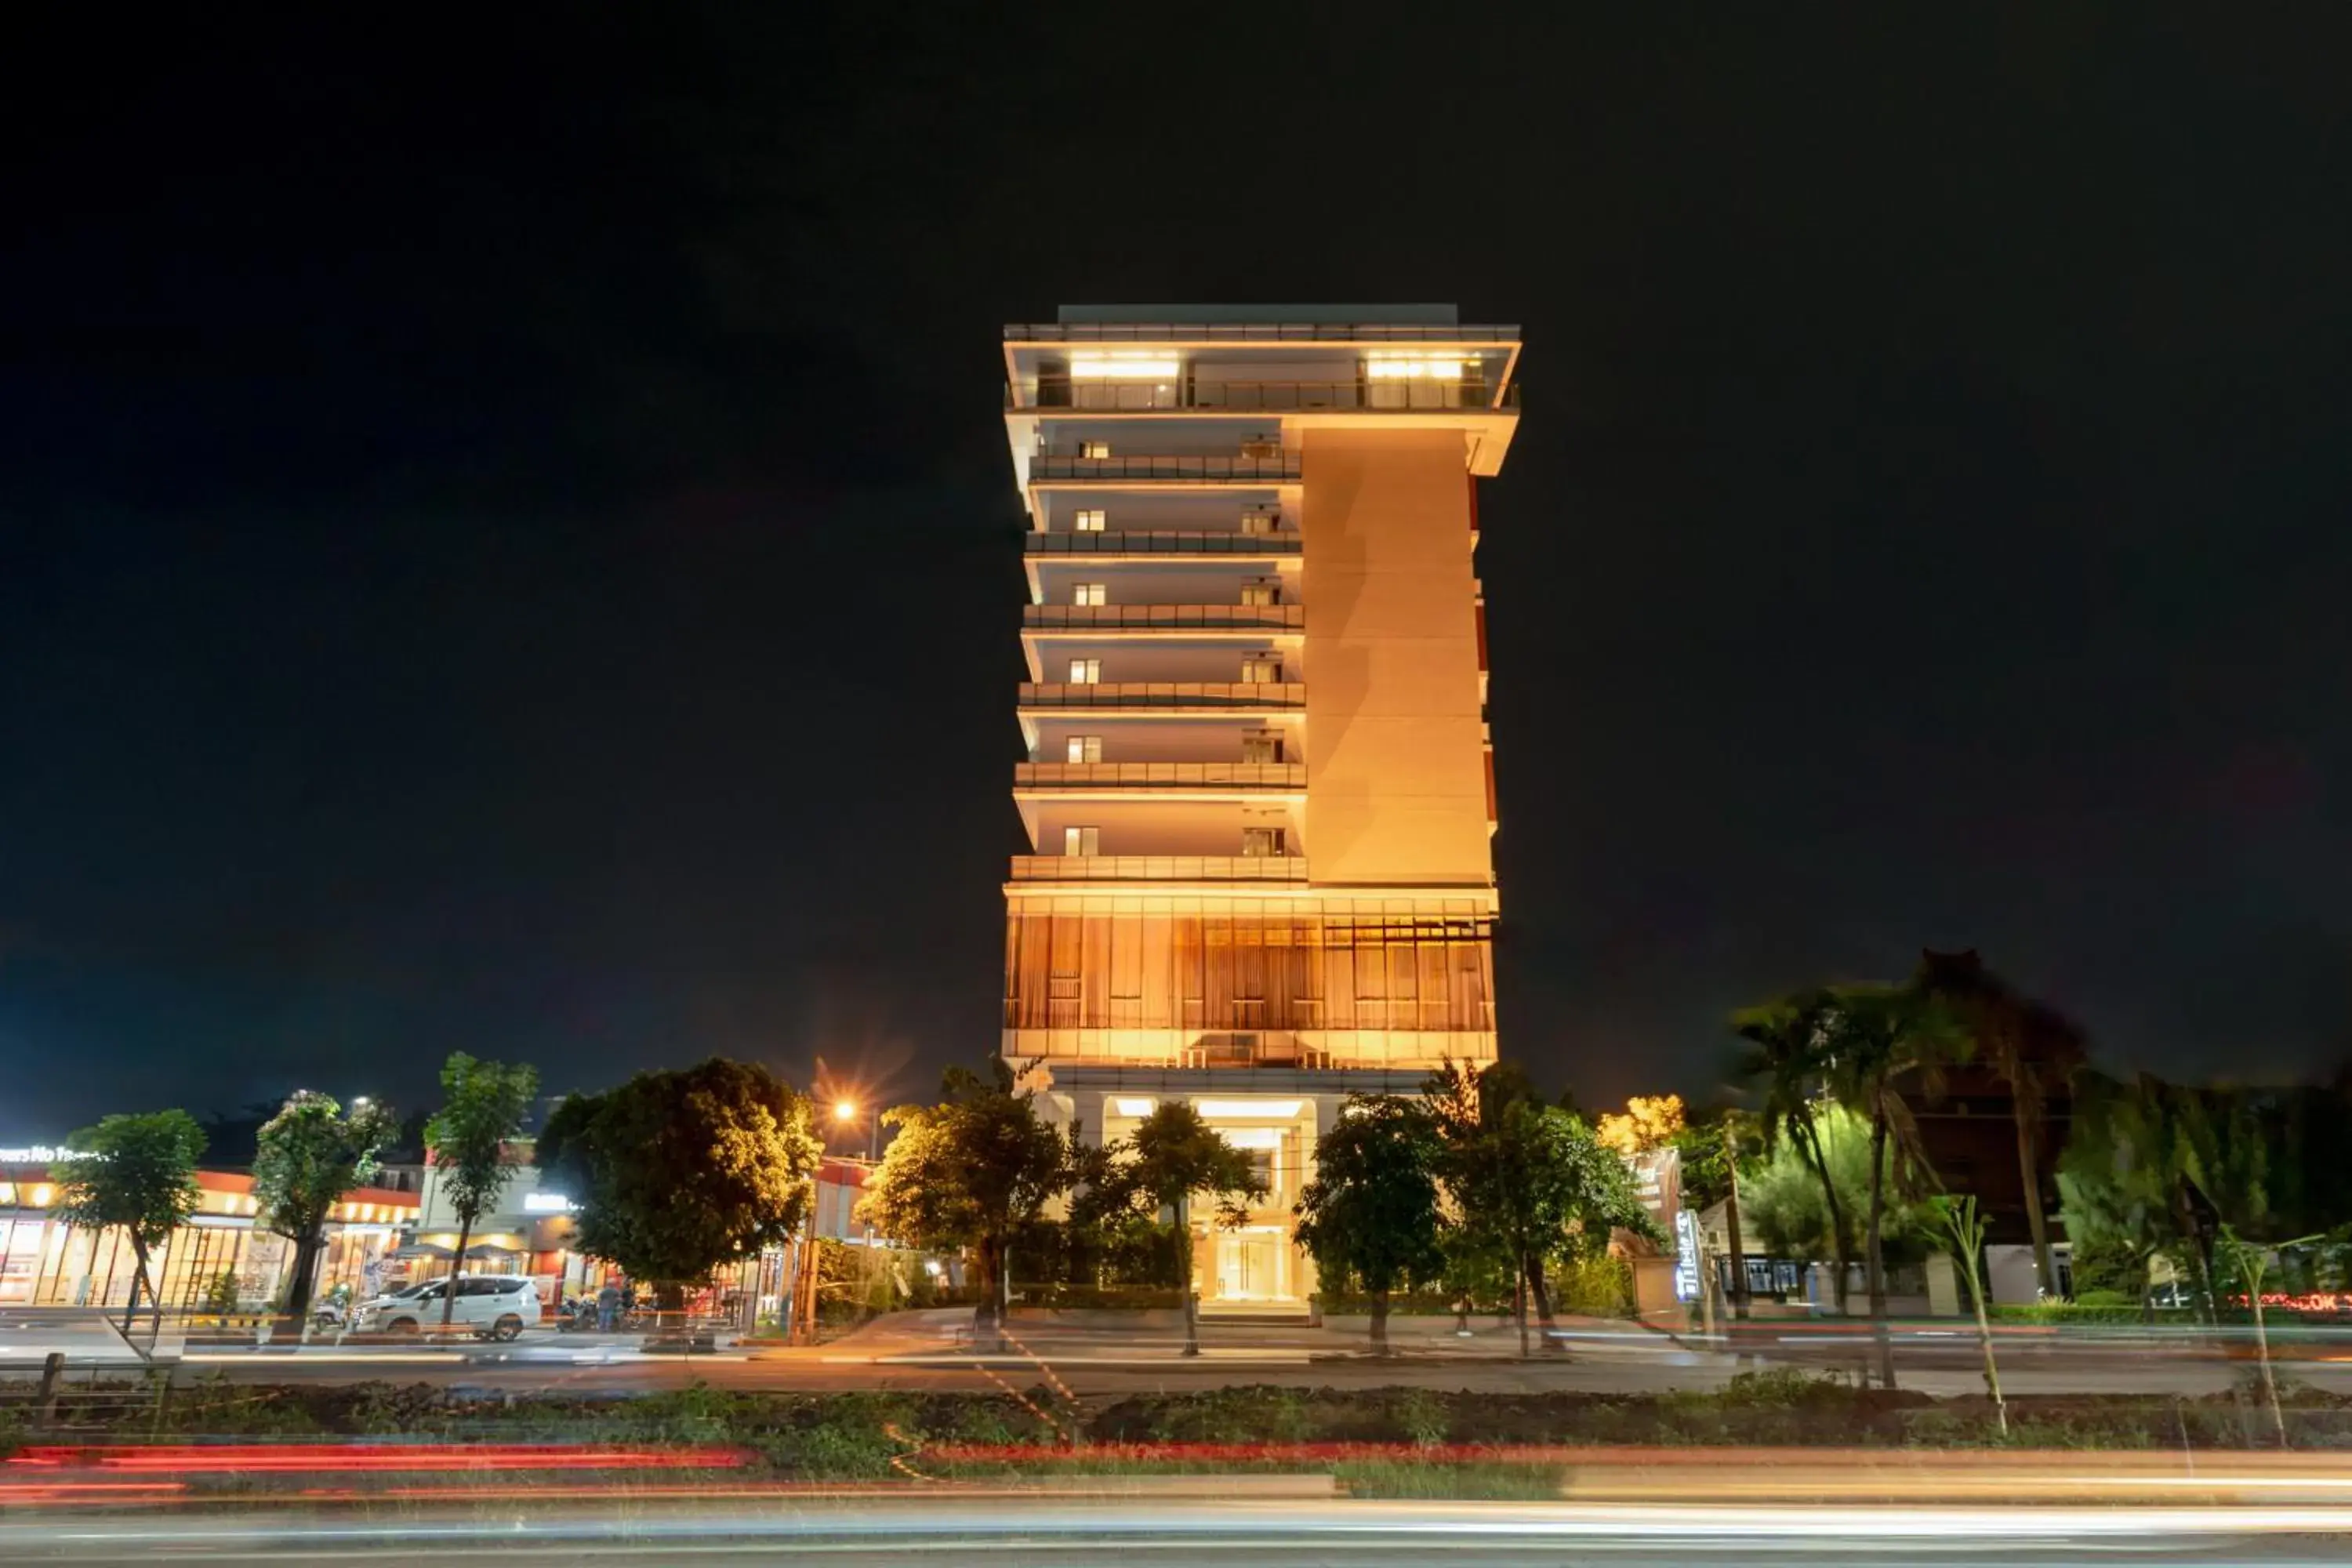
xmin=1552 ymin=1254 xmax=1636 ymax=1318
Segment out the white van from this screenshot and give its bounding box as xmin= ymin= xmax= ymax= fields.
xmin=354 ymin=1275 xmax=539 ymax=1339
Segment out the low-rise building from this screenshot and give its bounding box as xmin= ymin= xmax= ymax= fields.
xmin=0 ymin=1151 xmax=414 ymax=1311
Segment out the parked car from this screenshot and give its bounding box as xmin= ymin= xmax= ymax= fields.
xmin=352 ymin=1275 xmax=539 ymax=1340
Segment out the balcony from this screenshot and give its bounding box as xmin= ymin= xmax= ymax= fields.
xmin=1008 ymin=855 xmax=1309 ymax=884
xmin=1029 ymin=455 xmax=1301 ymax=484
xmin=1018 ymin=681 xmax=1304 ymax=711
xmin=1013 ymin=380 xmax=1520 ymax=414
xmin=1026 ymin=530 xmax=1301 ymax=557
xmin=1014 ymin=761 xmax=1306 ymax=792
xmin=1006 ymin=323 xmax=1520 ymax=344
xmin=1023 ymin=604 xmax=1301 ymax=633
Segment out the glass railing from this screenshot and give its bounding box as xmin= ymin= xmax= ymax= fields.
xmin=1029 ymin=454 xmax=1301 ymax=482
xmin=1023 ymin=604 xmax=1301 ymax=631
xmin=1005 ymin=322 xmax=1519 ymax=343
xmin=1025 ymin=531 xmax=1301 ymax=555
xmin=1014 ymin=761 xmax=1307 ymax=789
xmin=1012 ymin=380 xmax=1519 ymax=413
xmin=1008 ymin=855 xmax=1309 ymax=883
xmin=1017 ymin=681 xmax=1304 ymax=709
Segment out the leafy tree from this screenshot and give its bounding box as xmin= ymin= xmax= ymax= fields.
xmin=1294 ymin=1095 xmax=1444 ymax=1353
xmin=2057 ymin=1072 xmax=2190 ymax=1318
xmin=1824 ymin=983 xmax=1965 ymax=1385
xmin=1593 ymin=1094 xmax=1686 ymax=1157
xmin=538 ymin=1058 xmax=820 ymax=1306
xmin=1671 ymin=1106 xmax=1756 ymax=1318
xmin=1734 ymin=990 xmax=1853 ymax=1312
xmin=1425 ymin=1061 xmax=1661 ymax=1355
xmin=855 ymin=1062 xmax=1067 ymax=1345
xmin=1916 ymin=950 xmax=2087 ymax=1299
xmin=53 ymin=1111 xmax=207 ymax=1333
xmin=422 ymin=1052 xmax=539 ymax=1327
xmin=251 ymin=1091 xmax=397 ymax=1321
xmin=1116 ymin=1102 xmax=1263 ymax=1356
xmin=1737 ymin=1105 xmax=1929 ymax=1278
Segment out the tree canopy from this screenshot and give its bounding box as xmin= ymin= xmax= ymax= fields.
xmin=53 ymin=1109 xmax=207 ymax=1330
xmin=1422 ymin=1059 xmax=1661 ymax=1351
xmin=423 ymin=1052 xmax=539 ymax=1323
xmin=251 ymin=1091 xmax=397 ymax=1319
xmin=855 ymin=1062 xmax=1066 ymax=1332
xmin=1594 ymin=1094 xmax=1686 ymax=1157
xmin=538 ymin=1058 xmax=821 ymax=1291
xmin=1294 ymin=1094 xmax=1444 ymax=1352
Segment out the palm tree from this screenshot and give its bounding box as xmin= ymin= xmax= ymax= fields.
xmin=1733 ymin=990 xmax=1852 ymax=1315
xmin=1915 ymin=951 xmax=2085 ymax=1301
xmin=1824 ymin=984 xmax=1964 ymax=1387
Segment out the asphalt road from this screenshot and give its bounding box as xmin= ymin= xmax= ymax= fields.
xmin=6 ymin=1499 xmax=2350 ymax=1565
xmin=12 ymin=1308 xmax=2352 ymax=1398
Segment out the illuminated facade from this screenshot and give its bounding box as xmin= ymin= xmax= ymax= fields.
xmin=997 ymin=305 xmax=1520 ymax=1313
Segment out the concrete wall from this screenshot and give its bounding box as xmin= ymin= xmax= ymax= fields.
xmin=1299 ymin=429 xmax=1491 ymax=887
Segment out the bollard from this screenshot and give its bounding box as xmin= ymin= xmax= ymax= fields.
xmin=34 ymin=1352 xmax=65 ymax=1430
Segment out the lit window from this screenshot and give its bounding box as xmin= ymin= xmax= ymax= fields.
xmin=1240 ymin=656 xmax=1281 ymax=684
xmin=1241 ymin=826 xmax=1287 ymax=857
xmin=1066 ymin=735 xmax=1102 ymax=764
xmin=1080 ymin=441 xmax=1112 ymax=459
xmin=1240 ymin=581 xmax=1279 ymax=606
xmin=1064 ymin=826 xmax=1100 ymax=856
xmin=1071 ymin=355 xmax=1178 ymax=379
xmin=1069 ymin=658 xmax=1101 ymax=684
xmin=1363 ymin=355 xmax=1465 ymax=378
xmin=1241 ymin=732 xmax=1283 ymax=764
xmin=1240 ymin=509 xmax=1281 ymax=535
xmin=1073 ymin=583 xmax=1107 ymax=606
xmin=1073 ymin=508 xmax=1107 ymax=532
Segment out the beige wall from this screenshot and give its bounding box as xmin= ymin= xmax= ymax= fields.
xmin=1300 ymin=429 xmax=1492 ymax=887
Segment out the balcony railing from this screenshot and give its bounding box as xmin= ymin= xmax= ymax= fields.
xmin=1026 ymin=530 xmax=1301 ymax=557
xmin=1029 ymin=455 xmax=1301 ymax=484
xmin=1018 ymin=681 xmax=1303 ymax=710
xmin=1024 ymin=604 xmax=1301 ymax=632
xmin=1013 ymin=380 xmax=1519 ymax=414
xmin=1014 ymin=761 xmax=1306 ymax=791
xmin=1009 ymin=855 xmax=1309 ymax=884
xmin=1007 ymin=323 xmax=1520 ymax=343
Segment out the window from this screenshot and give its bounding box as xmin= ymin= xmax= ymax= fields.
xmin=1063 ymin=826 xmax=1100 ymax=856
xmin=1241 ymin=826 xmax=1287 ymax=857
xmin=1241 ymin=731 xmax=1283 ymax=763
xmin=1068 ymin=657 xmax=1101 ymax=684
xmin=1080 ymin=441 xmax=1112 ymax=459
xmin=1240 ymin=655 xmax=1281 ymax=684
xmin=1240 ymin=581 xmax=1279 ymax=606
xmin=1073 ymin=508 xmax=1107 ymax=532
xmin=1073 ymin=583 xmax=1107 ymax=606
xmin=1241 ymin=508 xmax=1281 ymax=535
xmin=1066 ymin=735 xmax=1102 ymax=764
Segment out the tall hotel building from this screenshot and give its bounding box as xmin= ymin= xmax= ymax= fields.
xmin=998 ymin=306 xmax=1520 ymax=1314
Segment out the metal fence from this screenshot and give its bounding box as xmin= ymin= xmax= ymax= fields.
xmin=1029 ymin=455 xmax=1301 ymax=483
xmin=1014 ymin=761 xmax=1306 ymax=790
xmin=1014 ymin=379 xmax=1519 ymax=413
xmin=1025 ymin=531 xmax=1300 ymax=556
xmin=1018 ymin=681 xmax=1305 ymax=710
xmin=1022 ymin=604 xmax=1301 ymax=631
xmin=1008 ymin=855 xmax=1308 ymax=884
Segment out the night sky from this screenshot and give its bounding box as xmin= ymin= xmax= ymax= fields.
xmin=5 ymin=10 xmax=2348 ymax=1140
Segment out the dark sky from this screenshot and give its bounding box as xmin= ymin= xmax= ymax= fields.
xmin=5 ymin=9 xmax=2348 ymax=1139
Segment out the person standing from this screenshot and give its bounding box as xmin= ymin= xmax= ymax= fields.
xmin=596 ymin=1279 xmax=621 ymax=1333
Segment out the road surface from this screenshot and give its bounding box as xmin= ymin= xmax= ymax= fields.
xmin=10 ymin=1307 xmax=2351 ymax=1397
xmin=6 ymin=1497 xmax=2350 ymax=1565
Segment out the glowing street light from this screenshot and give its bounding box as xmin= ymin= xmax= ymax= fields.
xmin=833 ymin=1099 xmax=857 ymax=1123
